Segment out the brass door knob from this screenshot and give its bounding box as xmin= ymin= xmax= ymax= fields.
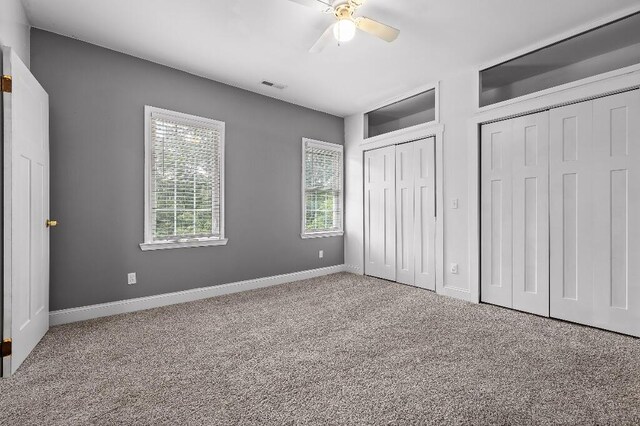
xmin=46 ymin=219 xmax=58 ymax=228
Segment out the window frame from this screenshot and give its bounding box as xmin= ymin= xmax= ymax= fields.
xmin=140 ymin=105 xmax=228 ymax=251
xmin=301 ymin=138 xmax=344 ymax=239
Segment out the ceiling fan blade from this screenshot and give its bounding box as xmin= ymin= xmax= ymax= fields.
xmin=355 ymin=17 xmax=400 ymax=42
xmin=288 ymin=0 xmax=334 ymax=13
xmin=309 ymin=24 xmax=336 ymax=53
xmin=349 ymin=0 xmax=367 ymax=8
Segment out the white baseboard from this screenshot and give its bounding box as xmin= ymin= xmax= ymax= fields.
xmin=344 ymin=264 xmax=363 ymax=275
xmin=50 ymin=264 xmax=347 ymax=326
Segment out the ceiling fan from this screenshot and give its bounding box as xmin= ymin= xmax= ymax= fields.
xmin=289 ymin=0 xmax=400 ymax=53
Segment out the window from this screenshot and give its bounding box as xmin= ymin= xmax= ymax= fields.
xmin=301 ymin=138 xmax=344 ymax=238
xmin=140 ymin=106 xmax=227 ymax=250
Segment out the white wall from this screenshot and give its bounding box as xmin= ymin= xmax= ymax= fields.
xmin=0 ymin=0 xmax=30 ymax=67
xmin=344 ymin=68 xmax=478 ymax=300
xmin=438 ymin=69 xmax=477 ymax=297
xmin=344 ymin=115 xmax=364 ymax=275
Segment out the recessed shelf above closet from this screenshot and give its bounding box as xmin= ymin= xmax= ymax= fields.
xmin=364 ymin=88 xmax=436 ymax=139
xmin=479 ymin=12 xmax=640 ymax=107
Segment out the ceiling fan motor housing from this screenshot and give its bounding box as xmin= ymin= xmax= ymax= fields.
xmin=303 ymin=0 xmax=400 ymax=52
xmin=334 ymin=4 xmax=354 ymax=21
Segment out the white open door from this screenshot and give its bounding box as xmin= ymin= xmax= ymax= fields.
xmin=2 ymin=47 xmax=50 ymax=377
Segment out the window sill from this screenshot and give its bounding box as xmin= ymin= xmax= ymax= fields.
xmin=140 ymin=238 xmax=229 ymax=251
xmin=301 ymin=231 xmax=344 ymax=239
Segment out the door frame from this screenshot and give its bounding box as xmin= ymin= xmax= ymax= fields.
xmin=1 ymin=45 xmax=11 ymax=378
xmin=469 ymin=66 xmax=640 ymax=305
xmin=0 ymin=47 xmax=4 ymax=377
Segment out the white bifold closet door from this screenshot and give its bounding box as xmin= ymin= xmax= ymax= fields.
xmin=480 ymin=120 xmax=513 ymax=308
xmin=481 ymin=112 xmax=550 ymax=316
xmin=364 ymin=138 xmax=436 ymax=289
xmin=550 ymin=89 xmax=640 ymax=336
xmin=395 ymin=138 xmax=436 ymax=290
xmin=512 ymin=113 xmax=550 ymax=316
xmin=364 ymin=145 xmax=396 ymax=281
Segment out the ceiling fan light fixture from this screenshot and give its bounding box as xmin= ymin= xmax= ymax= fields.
xmin=333 ymin=18 xmax=356 ymax=42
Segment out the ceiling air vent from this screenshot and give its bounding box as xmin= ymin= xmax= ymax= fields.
xmin=261 ymin=80 xmax=287 ymax=90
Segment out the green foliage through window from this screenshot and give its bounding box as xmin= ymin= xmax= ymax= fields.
xmin=150 ymin=115 xmax=222 ymax=241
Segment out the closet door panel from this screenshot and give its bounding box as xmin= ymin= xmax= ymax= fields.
xmin=395 ymin=142 xmax=415 ymax=285
xmin=592 ymin=89 xmax=640 ymax=336
xmin=481 ymin=120 xmax=513 ymax=308
xmin=364 ymin=146 xmax=396 ymax=281
xmin=549 ymin=101 xmax=594 ymax=326
xmin=512 ymin=112 xmax=550 ymax=316
xmin=414 ymin=137 xmax=436 ymax=290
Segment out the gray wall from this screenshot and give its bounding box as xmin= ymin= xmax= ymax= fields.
xmin=0 ymin=0 xmax=30 ymax=68
xmin=30 ymin=29 xmax=344 ymax=311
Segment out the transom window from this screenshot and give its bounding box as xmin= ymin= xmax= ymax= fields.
xmin=140 ymin=106 xmax=227 ymax=250
xmin=301 ymin=138 xmax=344 ymax=238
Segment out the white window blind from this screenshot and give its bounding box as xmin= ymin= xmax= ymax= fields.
xmin=302 ymin=138 xmax=344 ymax=238
xmin=141 ymin=106 xmax=227 ymax=250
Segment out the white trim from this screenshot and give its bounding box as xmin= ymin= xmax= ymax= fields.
xmin=301 ymin=137 xmax=344 ymax=238
xmin=142 ymin=105 xmax=226 ymax=250
xmin=2 ymin=46 xmax=14 ymax=378
xmin=476 ymin=6 xmax=640 ymax=112
xmin=50 ymin=265 xmax=347 ymax=326
xmin=361 ymin=122 xmax=445 ymax=151
xmin=139 ymin=237 xmax=228 ymax=251
xmin=434 ymin=125 xmax=445 ymax=295
xmin=303 ymin=138 xmax=342 ymax=151
xmin=301 ymin=231 xmax=344 ymax=239
xmin=362 ymin=82 xmax=440 ymax=142
xmin=467 ymin=62 xmax=640 ymax=305
xmin=344 ymin=264 xmax=363 ymax=275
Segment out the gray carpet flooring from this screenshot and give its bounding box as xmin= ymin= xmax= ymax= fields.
xmin=1 ymin=272 xmax=639 ymax=425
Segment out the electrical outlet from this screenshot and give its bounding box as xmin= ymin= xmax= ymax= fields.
xmin=127 ymin=272 xmax=137 ymax=285
xmin=319 ymin=250 xmax=324 ymax=259
xmin=450 ymin=263 xmax=459 ymax=274
xmin=451 ymin=198 xmax=459 ymax=209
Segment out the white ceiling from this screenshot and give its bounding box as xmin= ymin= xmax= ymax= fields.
xmin=22 ymin=0 xmax=640 ymax=117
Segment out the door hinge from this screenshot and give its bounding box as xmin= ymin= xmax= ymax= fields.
xmin=1 ymin=338 xmax=11 ymax=357
xmin=1 ymin=75 xmax=12 ymax=93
